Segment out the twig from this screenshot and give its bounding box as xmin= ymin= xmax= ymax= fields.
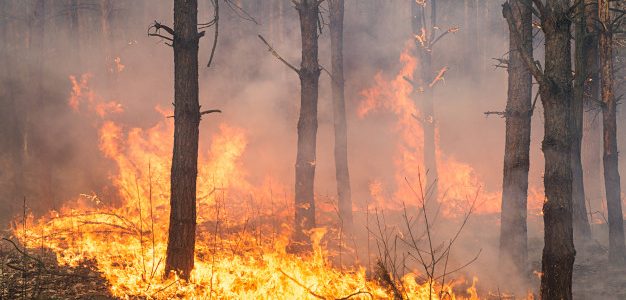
xmin=206 ymin=0 xmax=219 ymax=68
xmin=278 ymin=269 xmax=325 ymax=299
xmin=258 ymin=34 xmax=300 ymax=74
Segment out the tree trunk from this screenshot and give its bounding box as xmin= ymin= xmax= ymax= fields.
xmin=291 ymin=0 xmax=321 ymax=251
xmin=581 ymin=0 xmax=603 ymax=232
xmin=329 ymin=0 xmax=353 ymax=232
xmin=538 ymin=1 xmax=576 ymax=298
xmin=165 ymin=0 xmax=201 ymax=279
xmin=499 ymin=0 xmax=531 ymax=283
xmin=411 ymin=0 xmax=438 ymax=202
xmin=599 ymin=0 xmax=626 ymax=263
xmin=572 ymin=0 xmax=593 ymax=244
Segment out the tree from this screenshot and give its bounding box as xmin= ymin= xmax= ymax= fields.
xmin=572 ymin=0 xmax=593 ymax=244
xmin=504 ymin=0 xmax=576 ymax=298
xmin=292 ymin=0 xmax=322 ymax=250
xmin=329 ymin=0 xmax=353 ymax=231
xmin=151 ymin=0 xmax=204 ymax=279
xmin=499 ymin=0 xmax=532 ymax=283
xmin=410 ymin=0 xmax=444 ymax=202
xmin=259 ymin=0 xmax=323 ymax=250
xmin=599 ymin=0 xmax=626 ymax=263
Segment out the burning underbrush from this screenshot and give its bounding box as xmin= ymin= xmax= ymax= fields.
xmin=5 ymin=47 xmax=537 ymax=299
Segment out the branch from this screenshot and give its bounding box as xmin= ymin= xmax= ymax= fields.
xmin=278 ymin=269 xmax=325 ymax=299
xmin=206 ymin=0 xmax=219 ymax=67
xmin=503 ymin=2 xmax=544 ymax=82
xmin=201 ymin=109 xmax=222 ymax=115
xmin=430 ymin=26 xmax=460 ymax=48
xmin=258 ymin=34 xmax=300 ymax=74
xmin=151 ymin=21 xmax=174 ymax=36
xmin=429 ymin=66 xmax=448 ymax=88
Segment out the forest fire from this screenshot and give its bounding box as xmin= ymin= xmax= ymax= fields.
xmin=13 ymin=73 xmax=482 ymax=299
xmin=2 ymin=0 xmax=625 ymax=299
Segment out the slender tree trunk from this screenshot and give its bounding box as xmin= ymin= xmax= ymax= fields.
xmin=291 ymin=0 xmax=321 ymax=250
xmin=411 ymin=0 xmax=438 ymax=202
xmin=599 ymin=0 xmax=626 ymax=263
xmin=572 ymin=0 xmax=592 ymax=244
xmin=329 ymin=0 xmax=352 ymax=232
xmin=165 ymin=0 xmax=201 ymax=279
xmin=539 ymin=1 xmax=576 ymax=298
xmin=499 ymin=0 xmax=531 ymax=282
xmin=581 ymin=0 xmax=603 ymax=229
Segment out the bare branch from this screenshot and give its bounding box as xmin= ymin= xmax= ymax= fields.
xmin=503 ymin=2 xmax=544 ymax=82
xmin=207 ymin=0 xmax=219 ymax=67
xmin=257 ymin=34 xmax=300 ymax=74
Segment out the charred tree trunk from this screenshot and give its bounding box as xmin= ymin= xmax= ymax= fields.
xmin=572 ymin=0 xmax=593 ymax=244
xmin=165 ymin=0 xmax=201 ymax=279
xmin=538 ymin=1 xmax=576 ymax=298
xmin=599 ymin=0 xmax=626 ymax=263
xmin=329 ymin=0 xmax=353 ymax=232
xmin=411 ymin=0 xmax=438 ymax=202
xmin=291 ymin=0 xmax=321 ymax=250
xmin=506 ymin=1 xmax=576 ymax=298
xmin=68 ymin=0 xmax=81 ymax=71
xmin=581 ymin=0 xmax=603 ymax=228
xmin=499 ymin=0 xmax=532 ymax=282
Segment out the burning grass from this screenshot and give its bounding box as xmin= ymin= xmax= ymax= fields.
xmin=8 ymin=47 xmax=525 ymax=299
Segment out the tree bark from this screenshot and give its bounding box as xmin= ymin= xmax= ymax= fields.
xmin=572 ymin=0 xmax=593 ymax=244
xmin=165 ymin=0 xmax=201 ymax=279
xmin=538 ymin=1 xmax=576 ymax=298
xmin=581 ymin=0 xmax=603 ymax=232
xmin=411 ymin=0 xmax=438 ymax=202
xmin=291 ymin=0 xmax=321 ymax=251
xmin=499 ymin=0 xmax=532 ymax=282
xmin=506 ymin=1 xmax=577 ymax=298
xmin=329 ymin=0 xmax=353 ymax=232
xmin=599 ymin=0 xmax=626 ymax=264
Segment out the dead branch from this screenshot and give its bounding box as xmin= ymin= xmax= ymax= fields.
xmin=502 ymin=2 xmax=544 ymax=82
xmin=201 ymin=109 xmax=222 ymax=115
xmin=429 ymin=66 xmax=448 ymax=88
xmin=258 ymin=34 xmax=300 ymax=74
xmin=278 ymin=269 xmax=326 ymax=299
xmin=206 ymin=0 xmax=219 ymax=68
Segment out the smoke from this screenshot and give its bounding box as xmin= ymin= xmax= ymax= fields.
xmin=1 ymin=0 xmax=625 ymax=296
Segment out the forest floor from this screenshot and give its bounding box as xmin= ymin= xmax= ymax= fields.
xmin=0 ymin=231 xmax=115 ymax=300
xmin=2 ymin=226 xmax=626 ymax=299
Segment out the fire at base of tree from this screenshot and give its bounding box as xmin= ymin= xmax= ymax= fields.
xmin=0 ymin=0 xmax=626 ymax=299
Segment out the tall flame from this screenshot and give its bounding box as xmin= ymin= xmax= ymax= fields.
xmin=14 ymin=72 xmax=485 ymax=299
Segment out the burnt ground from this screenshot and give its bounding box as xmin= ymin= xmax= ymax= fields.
xmin=0 ymin=232 xmax=116 ymax=300
xmin=2 ymin=224 xmax=626 ymax=299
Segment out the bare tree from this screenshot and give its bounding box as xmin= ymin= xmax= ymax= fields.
xmin=148 ymin=0 xmax=206 ymax=279
xmin=329 ymin=0 xmax=353 ymax=231
xmin=499 ymin=0 xmax=532 ymax=283
xmin=599 ymin=0 xmax=626 ymax=263
xmin=410 ymin=0 xmax=453 ymax=204
xmin=259 ymin=0 xmax=323 ymax=250
xmin=504 ymin=0 xmax=576 ymax=298
xmin=572 ymin=0 xmax=593 ymax=244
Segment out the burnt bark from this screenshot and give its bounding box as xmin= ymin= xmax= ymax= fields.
xmin=411 ymin=0 xmax=438 ymax=202
xmin=572 ymin=0 xmax=593 ymax=244
xmin=291 ymin=0 xmax=321 ymax=250
xmin=165 ymin=0 xmax=201 ymax=279
xmin=599 ymin=0 xmax=626 ymax=263
xmin=329 ymin=0 xmax=353 ymax=232
xmin=538 ymin=1 xmax=576 ymax=298
xmin=499 ymin=0 xmax=532 ymax=281
xmin=581 ymin=0 xmax=603 ymax=231
xmin=505 ymin=1 xmax=576 ymax=298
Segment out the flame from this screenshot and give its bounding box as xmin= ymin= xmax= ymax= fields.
xmin=13 ymin=72 xmax=488 ymax=299
xmin=358 ymin=42 xmax=544 ymax=217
